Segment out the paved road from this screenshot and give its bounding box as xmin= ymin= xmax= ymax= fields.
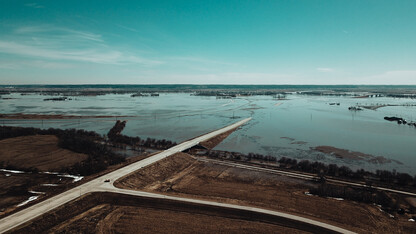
xmin=198 ymin=158 xmax=416 ymax=197
xmin=102 ymin=187 xmax=355 ymax=234
xmin=0 ymin=117 xmax=354 ymax=234
xmin=0 ymin=118 xmax=250 ymax=233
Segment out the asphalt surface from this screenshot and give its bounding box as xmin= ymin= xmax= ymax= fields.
xmin=0 ymin=117 xmax=355 ymax=234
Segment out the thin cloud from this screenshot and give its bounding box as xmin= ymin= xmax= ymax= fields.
xmin=0 ymin=41 xmax=160 ymax=65
xmin=152 ymin=72 xmax=300 ymax=84
xmin=355 ymin=70 xmax=416 ymax=85
xmin=115 ymin=24 xmax=139 ymax=33
xmin=14 ymin=25 xmax=103 ymax=42
xmin=24 ymin=3 xmax=44 ymax=9
xmin=30 ymin=60 xmax=74 ymax=69
xmin=168 ymin=56 xmax=237 ymax=66
xmin=1 ymin=25 xmax=162 ymax=66
xmin=0 ymin=60 xmax=72 ymax=69
xmin=0 ymin=62 xmax=18 ymax=69
xmin=316 ymin=67 xmax=334 ymax=72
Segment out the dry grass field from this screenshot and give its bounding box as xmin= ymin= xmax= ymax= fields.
xmin=3 ymin=131 xmax=415 ymax=233
xmin=10 ymin=192 xmax=309 ymax=234
xmin=115 ymin=153 xmax=416 ymax=233
xmin=0 ymin=135 xmax=87 ymax=171
xmin=49 ymin=204 xmax=306 ymax=234
xmin=0 ymin=135 xmax=87 ymax=217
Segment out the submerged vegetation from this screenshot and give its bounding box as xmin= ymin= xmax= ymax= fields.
xmin=107 ymin=120 xmax=177 ymax=149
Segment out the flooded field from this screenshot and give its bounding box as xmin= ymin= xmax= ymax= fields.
xmin=1 ymin=92 xmax=416 ymax=173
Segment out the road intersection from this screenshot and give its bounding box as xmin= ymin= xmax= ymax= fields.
xmin=0 ymin=117 xmax=355 ymax=234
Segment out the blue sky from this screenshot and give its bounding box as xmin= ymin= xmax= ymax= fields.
xmin=1 ymin=0 xmax=415 ymax=84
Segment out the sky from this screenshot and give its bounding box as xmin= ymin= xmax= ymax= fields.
xmin=0 ymin=0 xmax=415 ymax=85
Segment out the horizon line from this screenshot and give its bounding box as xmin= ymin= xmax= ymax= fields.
xmin=1 ymin=84 xmax=416 ymax=86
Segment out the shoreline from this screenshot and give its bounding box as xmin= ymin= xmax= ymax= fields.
xmin=313 ymin=145 xmax=402 ymax=165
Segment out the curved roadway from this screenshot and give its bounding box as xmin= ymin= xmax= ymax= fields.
xmin=0 ymin=117 xmax=355 ymax=234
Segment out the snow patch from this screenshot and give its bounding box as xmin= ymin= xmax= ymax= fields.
xmin=17 ymin=196 xmax=39 ymax=207
xmin=329 ymin=197 xmax=344 ymax=201
xmin=42 ymin=171 xmax=59 ymax=175
xmin=0 ymin=169 xmax=25 ymax=174
xmin=374 ymin=204 xmax=395 ymax=218
xmin=58 ymin=174 xmax=83 ymax=182
xmin=373 ymin=203 xmax=382 ymax=208
xmin=29 ymin=191 xmax=45 ymax=195
xmin=40 ymin=184 xmax=58 ymax=187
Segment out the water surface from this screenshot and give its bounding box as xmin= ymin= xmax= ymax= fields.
xmin=1 ymin=92 xmax=415 ymax=173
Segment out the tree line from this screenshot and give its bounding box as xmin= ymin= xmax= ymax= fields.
xmin=0 ymin=125 xmax=101 ymax=141
xmin=309 ymin=183 xmax=399 ymax=213
xmin=201 ymin=150 xmax=416 ymax=188
xmin=278 ymin=156 xmax=415 ymax=187
xmin=205 ymin=150 xmax=277 ymax=162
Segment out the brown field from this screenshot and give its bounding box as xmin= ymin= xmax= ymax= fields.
xmin=0 ymin=135 xmax=89 ymax=217
xmin=0 ymin=135 xmax=156 ymax=218
xmin=11 ymin=192 xmax=308 ymax=234
xmin=115 ymin=153 xmax=416 ymax=233
xmin=0 ymin=171 xmax=76 ymax=217
xmin=57 ymin=206 xmax=304 ymax=234
xmin=0 ymin=175 xmax=30 ymax=211
xmin=0 ymin=135 xmax=87 ymax=171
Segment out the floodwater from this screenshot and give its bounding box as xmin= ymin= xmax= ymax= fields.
xmin=1 ymin=92 xmax=416 ymax=173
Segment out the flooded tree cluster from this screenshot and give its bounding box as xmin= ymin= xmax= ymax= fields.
xmin=107 ymin=120 xmax=177 ymax=150
xmin=385 ymin=116 xmax=416 ymax=127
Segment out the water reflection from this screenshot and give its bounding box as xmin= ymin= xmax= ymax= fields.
xmin=1 ymin=93 xmax=415 ymax=173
